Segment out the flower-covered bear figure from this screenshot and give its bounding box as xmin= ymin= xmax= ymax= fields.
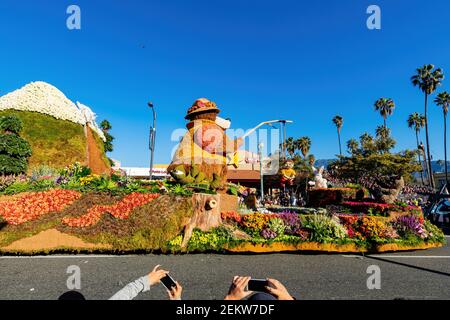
xmin=167 ymin=98 xmax=243 ymax=190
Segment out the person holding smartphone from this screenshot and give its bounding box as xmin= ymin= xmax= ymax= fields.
xmin=110 ymin=265 xmax=182 ymax=300
xmin=224 ymin=276 xmax=295 ymax=300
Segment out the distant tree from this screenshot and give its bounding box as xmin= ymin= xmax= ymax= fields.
xmin=332 ymin=115 xmax=343 ymax=156
xmin=296 ymin=137 xmax=311 ymax=159
xmin=359 ymin=133 xmax=377 ymax=155
xmin=307 ymin=154 xmax=316 ymax=166
xmin=100 ymin=120 xmax=112 ymax=131
xmin=347 ymin=139 xmax=359 ymax=156
xmin=375 ymin=125 xmax=396 ymax=154
xmin=284 ymin=137 xmax=296 ymax=158
xmin=374 ymin=98 xmax=395 ymax=129
xmin=411 ymin=64 xmax=444 ymax=188
xmin=0 ymin=115 xmax=32 ymax=175
xmin=100 ymin=119 xmax=114 ymax=153
xmin=407 ymin=112 xmax=427 ymax=185
xmin=435 ymin=91 xmax=450 ymax=183
xmin=330 ymin=150 xmax=420 ymax=193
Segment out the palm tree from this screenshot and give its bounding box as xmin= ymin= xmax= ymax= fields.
xmin=284 ymin=137 xmax=296 ymax=158
xmin=412 ymin=64 xmax=445 ymax=188
xmin=435 ymin=91 xmax=450 ymax=184
xmin=347 ymin=139 xmax=359 ymax=155
xmin=375 ymin=125 xmax=390 ymax=140
xmin=307 ymin=154 xmax=316 ymax=166
xmin=332 ymin=115 xmax=343 ymax=157
xmin=374 ymin=98 xmax=395 ymax=129
xmin=296 ymin=137 xmax=311 ymax=158
xmin=407 ymin=112 xmax=427 ymax=185
xmin=359 ymin=133 xmax=376 ymax=155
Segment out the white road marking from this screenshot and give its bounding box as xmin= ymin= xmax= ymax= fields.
xmin=368 ymin=255 xmax=450 ymax=258
xmin=0 ymin=255 xmax=135 ymax=259
xmin=342 ymin=255 xmax=450 ymax=259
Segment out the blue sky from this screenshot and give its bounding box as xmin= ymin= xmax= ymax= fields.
xmin=1 ymin=0 xmax=450 ymax=166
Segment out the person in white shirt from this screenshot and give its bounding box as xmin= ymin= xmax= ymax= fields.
xmin=109 ymin=265 xmax=182 ymax=300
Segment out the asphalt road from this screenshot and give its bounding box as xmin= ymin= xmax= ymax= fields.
xmin=1 ymin=238 xmax=450 ymax=300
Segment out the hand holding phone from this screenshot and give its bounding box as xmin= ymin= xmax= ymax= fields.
xmin=247 ymin=279 xmax=269 ymax=293
xmin=160 ymin=274 xmax=177 ymax=291
xmin=148 ymin=265 xmax=169 ymax=286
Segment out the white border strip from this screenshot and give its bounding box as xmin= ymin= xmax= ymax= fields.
xmin=0 ymin=255 xmax=135 ymax=259
xmin=368 ymin=255 xmax=450 ymax=258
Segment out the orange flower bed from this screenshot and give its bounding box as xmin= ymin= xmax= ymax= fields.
xmin=62 ymin=192 xmax=160 ymax=228
xmin=0 ymin=190 xmax=81 ymax=225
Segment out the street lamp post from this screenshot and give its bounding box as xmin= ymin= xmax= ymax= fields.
xmin=148 ymin=102 xmax=156 ymax=180
xmin=258 ymin=142 xmax=264 ymax=205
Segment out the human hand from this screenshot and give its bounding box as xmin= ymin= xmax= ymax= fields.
xmin=224 ymin=276 xmax=253 ymax=300
xmin=265 ymin=278 xmax=294 ymax=300
xmin=148 ymin=265 xmax=169 ymax=286
xmin=167 ymin=282 xmax=183 ymax=300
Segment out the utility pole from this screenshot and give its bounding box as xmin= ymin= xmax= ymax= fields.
xmin=258 ymin=142 xmax=264 ymax=205
xmin=148 ymin=102 xmax=156 ymax=180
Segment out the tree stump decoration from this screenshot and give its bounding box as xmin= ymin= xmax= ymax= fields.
xmin=181 ymin=193 xmax=223 ymax=248
xmin=371 ymin=175 xmax=405 ymax=204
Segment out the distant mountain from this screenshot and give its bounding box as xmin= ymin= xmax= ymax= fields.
xmin=314 ymin=158 xmax=449 ymax=175
xmin=314 ymin=159 xmax=334 ymax=168
xmin=430 ymin=161 xmax=450 ymax=174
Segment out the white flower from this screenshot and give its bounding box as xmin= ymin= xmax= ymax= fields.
xmin=0 ymin=81 xmax=106 ymax=142
xmin=0 ymin=81 xmax=86 ymax=124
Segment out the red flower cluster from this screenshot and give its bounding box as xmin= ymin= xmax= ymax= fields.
xmin=62 ymin=193 xmax=159 ymax=228
xmin=343 ymin=201 xmax=391 ymax=208
xmin=221 ymin=211 xmax=243 ymax=224
xmin=0 ymin=190 xmax=81 ymax=225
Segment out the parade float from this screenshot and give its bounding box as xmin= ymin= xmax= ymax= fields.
xmin=0 ymin=94 xmax=446 ymax=254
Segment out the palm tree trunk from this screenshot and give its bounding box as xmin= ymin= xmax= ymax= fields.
xmin=384 ymin=118 xmax=387 ymax=129
xmin=337 ymin=130 xmax=342 ymax=157
xmin=424 ymin=93 xmax=435 ymax=189
xmin=445 ymin=112 xmax=448 ymax=184
xmin=422 ymin=147 xmax=429 ymax=187
xmin=415 ymin=131 xmax=425 ymax=185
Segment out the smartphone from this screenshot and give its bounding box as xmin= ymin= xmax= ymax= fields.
xmin=160 ymin=274 xmax=177 ymax=290
xmin=247 ymin=279 xmax=269 ymax=292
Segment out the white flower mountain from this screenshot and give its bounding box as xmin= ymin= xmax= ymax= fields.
xmin=0 ymin=81 xmax=105 ymax=141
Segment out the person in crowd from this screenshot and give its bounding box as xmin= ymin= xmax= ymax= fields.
xmin=224 ymin=276 xmax=295 ymax=300
xmin=58 ymin=291 xmax=86 ymax=300
xmin=109 ymin=265 xmax=182 ymax=300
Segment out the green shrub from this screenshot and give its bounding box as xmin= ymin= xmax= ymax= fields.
xmin=303 ymin=214 xmax=347 ymax=242
xmin=267 ymin=218 xmax=286 ymax=236
xmin=423 ymin=220 xmax=446 ymax=244
xmin=0 ymin=155 xmax=30 ymax=175
xmin=187 ymin=228 xmax=231 ymax=252
xmin=0 ymin=115 xmax=32 ymax=175
xmin=2 ymin=181 xmax=33 ymax=195
xmin=32 ymin=178 xmax=56 ymax=191
xmin=0 ymin=115 xmax=23 ymax=134
xmin=0 ymin=134 xmax=32 ymax=158
xmin=60 ymin=162 xmax=91 ymax=179
xmin=30 ymin=165 xmax=59 ymax=181
xmin=169 ymin=184 xmax=192 ymax=196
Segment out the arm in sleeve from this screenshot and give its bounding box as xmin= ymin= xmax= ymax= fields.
xmin=109 ymin=276 xmax=151 ymax=300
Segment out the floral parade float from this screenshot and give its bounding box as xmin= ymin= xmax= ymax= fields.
xmin=0 ymin=90 xmax=446 ymax=254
